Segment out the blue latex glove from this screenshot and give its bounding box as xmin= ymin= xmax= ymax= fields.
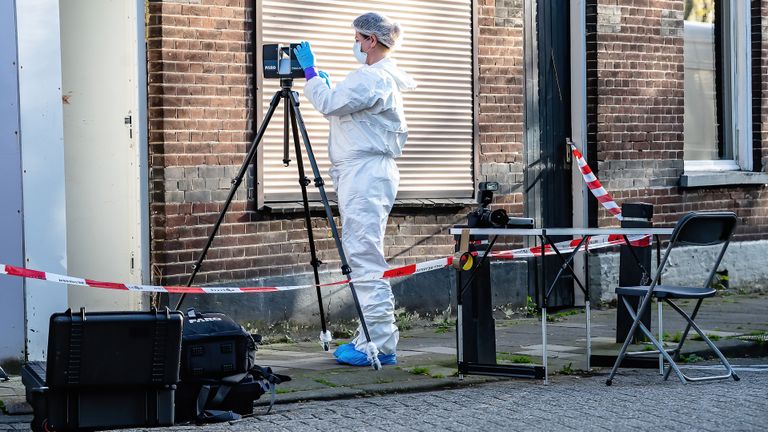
xmin=293 ymin=41 xmax=315 ymax=70
xmin=318 ymin=70 xmax=332 ymax=88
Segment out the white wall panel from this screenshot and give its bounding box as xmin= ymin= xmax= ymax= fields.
xmin=16 ymin=0 xmax=69 ymax=361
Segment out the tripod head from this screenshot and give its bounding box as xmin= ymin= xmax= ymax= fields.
xmin=280 ymin=77 xmax=294 ymax=90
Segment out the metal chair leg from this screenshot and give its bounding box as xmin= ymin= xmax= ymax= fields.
xmin=664 ymin=299 xmax=739 ymax=382
xmin=611 ymin=296 xmax=687 ymax=384
xmin=662 ymin=299 xmax=701 ymax=381
xmin=606 ymin=293 xmax=654 ymax=385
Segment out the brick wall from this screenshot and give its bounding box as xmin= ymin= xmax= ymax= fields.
xmin=147 ymin=0 xmax=768 ymax=288
xmin=146 ymin=0 xmax=524 ymax=286
xmin=586 ymin=0 xmax=768 ymax=238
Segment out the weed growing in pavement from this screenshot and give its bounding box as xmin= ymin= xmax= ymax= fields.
xmin=546 ymin=308 xmax=583 ymax=322
xmin=261 ymin=334 xmax=295 ymax=345
xmin=526 ymin=296 xmax=538 ymax=317
xmin=679 ymin=354 xmax=704 ymax=363
xmin=642 ymin=345 xmax=656 ymax=351
xmin=395 ymin=308 xmax=418 ymax=331
xmin=663 ymin=331 xmax=683 ymax=343
xmin=409 ymin=367 xmax=431 ymax=376
xmin=497 ymin=352 xmax=533 ymax=364
xmin=276 ymin=388 xmax=297 ymax=394
xmin=332 ymin=328 xmax=355 ymax=339
xmin=691 ymin=333 xmax=721 ymax=341
xmin=313 ymin=378 xmax=338 ymax=387
xmin=434 ymin=319 xmax=456 ymax=334
xmin=558 ymin=363 xmax=575 ymax=375
xmin=375 ymin=377 xmax=394 ymax=384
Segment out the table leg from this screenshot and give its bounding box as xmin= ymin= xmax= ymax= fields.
xmin=542 ymin=306 xmax=548 ymax=385
xmin=585 ymin=238 xmax=591 ymax=371
xmin=586 ymin=299 xmax=591 ymax=371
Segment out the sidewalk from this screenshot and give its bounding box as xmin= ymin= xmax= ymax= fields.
xmin=1 ymin=293 xmax=766 ymax=427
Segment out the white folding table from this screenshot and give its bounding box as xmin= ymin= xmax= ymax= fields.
xmin=449 ymin=227 xmax=674 ymax=384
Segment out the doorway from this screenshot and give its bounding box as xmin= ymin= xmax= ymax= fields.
xmin=525 ymin=0 xmax=574 ymax=308
xmin=60 ymin=0 xmax=148 ymax=311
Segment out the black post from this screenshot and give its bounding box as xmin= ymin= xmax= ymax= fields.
xmin=616 ymin=203 xmax=653 ymax=343
xmin=455 ymin=228 xmax=496 ymax=367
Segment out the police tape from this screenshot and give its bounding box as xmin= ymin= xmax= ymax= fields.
xmin=569 ymin=141 xmax=623 ymax=221
xmin=0 ymin=234 xmax=649 ymax=295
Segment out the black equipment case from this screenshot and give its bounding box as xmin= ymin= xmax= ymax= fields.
xmin=21 ymin=308 xmax=183 ymax=431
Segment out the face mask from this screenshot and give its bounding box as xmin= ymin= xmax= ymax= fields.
xmin=353 ymin=40 xmax=368 ymax=65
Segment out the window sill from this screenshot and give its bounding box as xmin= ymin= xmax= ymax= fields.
xmin=679 ymin=171 xmax=768 ymax=188
xmin=261 ymin=198 xmax=476 ymax=214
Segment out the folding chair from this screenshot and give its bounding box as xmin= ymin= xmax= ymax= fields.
xmin=606 ymin=211 xmax=740 ymax=385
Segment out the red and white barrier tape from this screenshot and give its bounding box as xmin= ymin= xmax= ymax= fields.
xmin=0 ymin=234 xmax=649 ymax=294
xmin=569 ymin=142 xmax=623 ymax=221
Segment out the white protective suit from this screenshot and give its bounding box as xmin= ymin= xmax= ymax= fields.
xmin=304 ymin=58 xmax=416 ymax=355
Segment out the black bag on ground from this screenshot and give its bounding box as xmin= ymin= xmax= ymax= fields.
xmin=175 ymin=309 xmax=290 ymax=423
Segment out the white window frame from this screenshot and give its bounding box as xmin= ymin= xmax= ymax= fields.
xmin=684 ymin=0 xmax=752 ymax=173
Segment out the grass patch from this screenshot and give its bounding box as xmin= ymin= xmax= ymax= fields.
xmin=375 ymin=377 xmax=394 ymax=384
xmin=663 ymin=331 xmax=683 ymax=343
xmin=642 ymin=345 xmax=656 ymax=352
xmin=276 ymin=388 xmax=297 ymax=394
xmin=497 ymin=352 xmax=533 ymax=364
xmin=432 ymin=374 xmax=445 ymax=379
xmin=313 ymin=378 xmax=338 ymax=388
xmin=408 ymin=366 xmax=431 ymax=376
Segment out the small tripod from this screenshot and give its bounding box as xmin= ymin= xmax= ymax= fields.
xmin=174 ymin=78 xmax=380 ymax=368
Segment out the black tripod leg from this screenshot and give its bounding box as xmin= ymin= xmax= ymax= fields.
xmin=289 ymin=101 xmax=331 ymax=351
xmin=288 ymin=92 xmax=380 ymax=370
xmin=174 ymin=90 xmax=283 ymax=310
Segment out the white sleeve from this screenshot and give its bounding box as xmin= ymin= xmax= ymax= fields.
xmin=304 ymin=72 xmax=383 ymax=117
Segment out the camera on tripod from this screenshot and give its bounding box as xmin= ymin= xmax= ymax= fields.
xmin=262 ymin=43 xmax=305 ymax=79
xmin=467 ymin=182 xmax=535 ymax=229
xmin=467 ymin=182 xmax=508 ymax=228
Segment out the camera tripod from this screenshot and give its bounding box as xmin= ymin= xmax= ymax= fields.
xmin=173 ymin=78 xmax=381 ymax=369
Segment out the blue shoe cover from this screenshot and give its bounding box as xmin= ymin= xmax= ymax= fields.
xmin=334 ymin=343 xmax=397 ymax=366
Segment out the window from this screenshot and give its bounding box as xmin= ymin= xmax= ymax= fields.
xmin=683 ymin=0 xmax=752 ymax=171
xmin=257 ymin=0 xmax=474 ymax=202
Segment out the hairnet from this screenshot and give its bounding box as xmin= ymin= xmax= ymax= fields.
xmin=352 ymin=12 xmax=402 ymax=48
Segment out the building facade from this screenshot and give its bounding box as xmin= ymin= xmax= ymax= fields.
xmin=145 ymin=0 xmax=768 ymax=322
